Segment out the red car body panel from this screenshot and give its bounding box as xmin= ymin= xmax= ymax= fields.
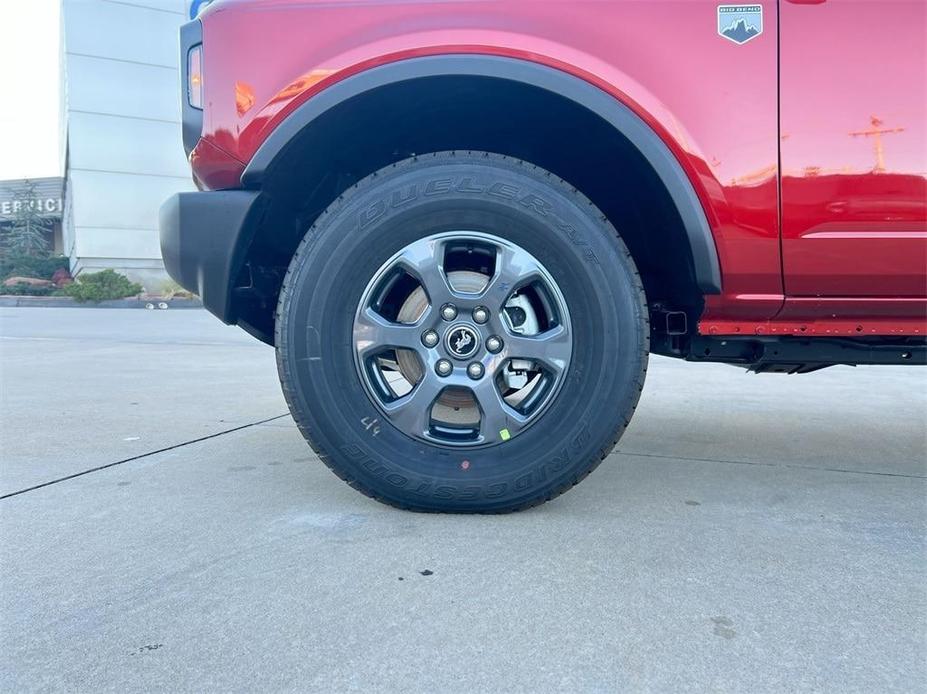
xmin=190 ymin=0 xmax=927 ymax=336
xmin=780 ymin=0 xmax=927 ymax=304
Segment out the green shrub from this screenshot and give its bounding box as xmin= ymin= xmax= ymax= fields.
xmin=0 ymin=253 xmax=69 ymax=282
xmin=61 ymin=269 xmax=143 ymax=303
xmin=0 ymin=282 xmax=58 ymax=296
xmin=157 ymin=278 xmax=194 ymax=299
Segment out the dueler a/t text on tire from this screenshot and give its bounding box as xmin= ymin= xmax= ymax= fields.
xmin=276 ymin=151 xmax=648 ymax=512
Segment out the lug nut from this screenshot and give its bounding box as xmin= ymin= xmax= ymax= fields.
xmin=467 ymin=362 xmax=485 ymax=380
xmin=441 ymin=304 xmax=458 ymax=321
xmin=472 ymin=306 xmax=490 ymax=324
xmin=486 ymin=335 xmax=503 ymax=354
xmin=435 ymin=359 xmax=453 ymax=377
xmin=421 ymin=330 xmax=439 ymax=348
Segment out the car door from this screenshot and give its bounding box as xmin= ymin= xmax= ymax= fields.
xmin=780 ymin=0 xmax=927 ymax=304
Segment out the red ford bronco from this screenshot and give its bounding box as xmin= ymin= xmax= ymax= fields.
xmin=160 ymin=0 xmax=926 ymax=512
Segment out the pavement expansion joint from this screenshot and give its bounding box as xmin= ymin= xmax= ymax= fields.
xmin=0 ymin=414 xmax=291 ymax=500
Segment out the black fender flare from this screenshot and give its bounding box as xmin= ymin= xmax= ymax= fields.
xmin=241 ymin=55 xmax=721 ymax=294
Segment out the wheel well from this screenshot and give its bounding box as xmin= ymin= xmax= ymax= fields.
xmin=235 ymin=75 xmax=706 ymax=343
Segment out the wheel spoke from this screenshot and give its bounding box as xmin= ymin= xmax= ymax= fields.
xmin=354 ymin=306 xmax=424 ymax=357
xmin=480 ymin=245 xmax=543 ymax=310
xmin=471 ymin=378 xmax=529 ymax=443
xmin=381 ymin=373 xmax=443 ymax=437
xmin=504 ymin=324 xmax=571 ymax=375
xmin=396 ymin=237 xmax=455 ymax=307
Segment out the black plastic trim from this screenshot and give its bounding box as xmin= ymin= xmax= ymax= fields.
xmin=240 ymin=55 xmax=722 ymax=294
xmin=687 ymin=335 xmax=927 ymax=372
xmin=159 ymin=190 xmax=265 ymax=323
xmin=180 ymin=19 xmax=203 ymax=157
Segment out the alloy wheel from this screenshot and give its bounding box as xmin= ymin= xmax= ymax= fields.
xmin=353 ymin=231 xmax=572 ymax=447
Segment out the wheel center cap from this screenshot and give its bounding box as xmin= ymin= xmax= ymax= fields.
xmin=445 ymin=324 xmax=480 ymax=360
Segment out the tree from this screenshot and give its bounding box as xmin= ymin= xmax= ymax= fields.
xmin=2 ymin=180 xmax=52 ymax=257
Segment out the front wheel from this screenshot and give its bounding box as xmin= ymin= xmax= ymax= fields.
xmin=276 ymin=151 xmax=648 ymax=512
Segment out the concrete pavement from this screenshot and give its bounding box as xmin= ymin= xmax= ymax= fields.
xmin=1 ymin=307 xmax=925 ymax=692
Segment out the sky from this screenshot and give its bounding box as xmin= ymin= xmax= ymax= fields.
xmin=0 ymin=0 xmax=61 ymax=181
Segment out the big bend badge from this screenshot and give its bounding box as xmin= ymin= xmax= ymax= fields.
xmin=717 ymin=4 xmax=763 ymax=45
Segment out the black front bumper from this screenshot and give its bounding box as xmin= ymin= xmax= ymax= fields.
xmin=159 ymin=190 xmax=265 ymax=323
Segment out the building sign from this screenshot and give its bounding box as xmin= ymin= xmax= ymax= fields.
xmin=0 ymin=197 xmax=63 ymax=219
xmin=0 ymin=178 xmax=64 ymax=221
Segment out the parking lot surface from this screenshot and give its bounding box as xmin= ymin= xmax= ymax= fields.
xmin=2 ymin=307 xmax=925 ymax=692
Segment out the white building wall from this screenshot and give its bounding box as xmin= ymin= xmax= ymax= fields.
xmin=61 ymin=0 xmax=194 ymax=290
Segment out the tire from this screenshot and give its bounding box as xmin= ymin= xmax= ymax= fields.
xmin=276 ymin=151 xmax=648 ymax=513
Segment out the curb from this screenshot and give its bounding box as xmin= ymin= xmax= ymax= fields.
xmin=0 ymin=296 xmax=204 ymax=309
